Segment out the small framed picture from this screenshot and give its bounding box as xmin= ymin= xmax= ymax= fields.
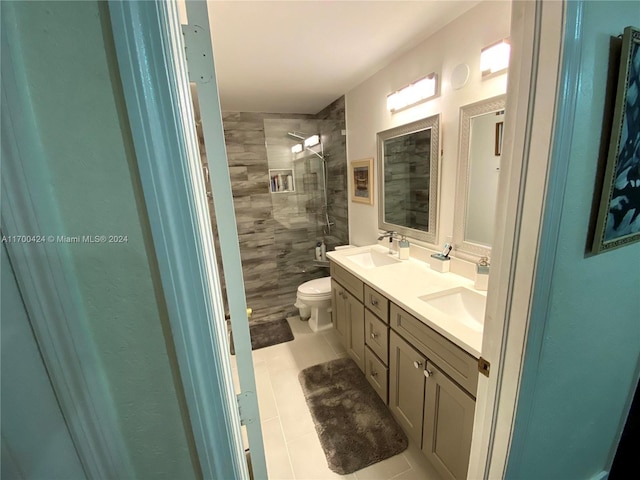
xmin=592 ymin=26 xmax=640 ymax=253
xmin=351 ymin=158 xmax=374 ymax=205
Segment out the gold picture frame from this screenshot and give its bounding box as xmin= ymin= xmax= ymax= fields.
xmin=592 ymin=26 xmax=640 ymax=253
xmin=351 ymin=158 xmax=374 ymax=205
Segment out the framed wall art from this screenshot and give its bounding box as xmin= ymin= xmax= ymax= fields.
xmin=351 ymin=158 xmax=374 ymax=205
xmin=593 ymin=26 xmax=640 ymax=253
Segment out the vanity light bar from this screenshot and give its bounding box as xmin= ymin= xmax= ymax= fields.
xmin=304 ymin=134 xmax=320 ymax=148
xmin=481 ymin=39 xmax=510 ymax=77
xmin=291 ymin=143 xmax=303 ymax=154
xmin=387 ymin=74 xmax=438 ymax=112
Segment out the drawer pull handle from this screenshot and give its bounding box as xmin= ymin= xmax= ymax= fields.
xmin=370 ymin=332 xmax=378 ymax=339
xmin=370 ymin=296 xmax=379 ymax=306
xmin=413 ymin=361 xmax=423 ymax=369
xmin=424 ymin=369 xmax=433 ymax=378
xmin=371 ymin=370 xmax=378 ymax=378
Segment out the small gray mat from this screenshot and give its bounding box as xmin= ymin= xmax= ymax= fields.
xmin=298 ymin=357 xmax=408 ymax=474
xmin=230 ymin=318 xmax=294 ymax=355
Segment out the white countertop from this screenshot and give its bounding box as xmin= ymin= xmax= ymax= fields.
xmin=327 ymin=244 xmax=484 ymax=358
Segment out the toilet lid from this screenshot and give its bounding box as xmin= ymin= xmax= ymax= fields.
xmin=298 ymin=277 xmax=332 ymax=296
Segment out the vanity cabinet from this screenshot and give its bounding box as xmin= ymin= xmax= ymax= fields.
xmin=389 ymin=305 xmax=477 ymax=480
xmin=363 ymin=289 xmax=390 ymax=405
xmin=345 ymin=291 xmax=365 ymax=371
xmin=423 ymin=361 xmax=475 ymax=480
xmin=330 ymin=262 xmax=390 ymax=395
xmin=331 ymin=280 xmax=348 ymax=344
xmin=389 ymin=330 xmax=427 ymax=444
xmin=330 ymin=264 xmax=365 ymax=372
xmin=329 ymin=256 xmax=479 ymax=480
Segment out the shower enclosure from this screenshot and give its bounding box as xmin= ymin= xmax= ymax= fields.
xmin=264 ymin=119 xmax=334 ymax=278
xmin=210 ymin=98 xmax=348 ymax=323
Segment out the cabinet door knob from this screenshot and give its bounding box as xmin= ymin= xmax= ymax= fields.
xmin=371 ymin=370 xmax=378 ymax=378
xmin=370 ymin=296 xmax=378 ymax=306
xmin=370 ymin=332 xmax=378 ymax=339
xmin=424 ymin=369 xmax=433 ymax=378
xmin=413 ymin=361 xmax=423 ymax=369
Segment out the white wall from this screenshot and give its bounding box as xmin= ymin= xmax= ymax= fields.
xmin=345 ymin=0 xmax=510 ymax=248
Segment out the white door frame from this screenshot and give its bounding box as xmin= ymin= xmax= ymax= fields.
xmin=469 ymin=0 xmax=582 ymax=477
xmin=108 ymin=1 xmax=266 ymax=478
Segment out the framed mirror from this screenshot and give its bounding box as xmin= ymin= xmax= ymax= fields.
xmin=377 ymin=114 xmax=440 ymax=244
xmin=453 ymin=95 xmax=506 ymax=259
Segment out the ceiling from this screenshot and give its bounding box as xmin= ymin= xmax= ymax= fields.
xmin=208 ymin=1 xmax=481 ymax=114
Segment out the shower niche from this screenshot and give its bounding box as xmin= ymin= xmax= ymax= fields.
xmin=269 ymin=168 xmax=295 ymax=193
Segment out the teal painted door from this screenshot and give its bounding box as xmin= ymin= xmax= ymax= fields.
xmin=1 ymin=244 xmax=86 ymax=479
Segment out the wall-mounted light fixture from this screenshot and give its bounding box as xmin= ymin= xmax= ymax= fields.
xmin=291 ymin=143 xmax=303 ymax=154
xmin=481 ymin=39 xmax=510 ymax=77
xmin=386 ymin=73 xmax=438 ymax=113
xmin=303 ymin=134 xmax=320 ymax=148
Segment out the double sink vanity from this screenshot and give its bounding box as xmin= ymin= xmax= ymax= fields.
xmin=323 ymin=91 xmax=507 ymax=479
xmin=327 ymin=245 xmax=486 ymax=480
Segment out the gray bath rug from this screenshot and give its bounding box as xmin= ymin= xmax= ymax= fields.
xmin=229 ymin=318 xmax=294 ymax=355
xmin=298 ymin=357 xmax=408 ymax=474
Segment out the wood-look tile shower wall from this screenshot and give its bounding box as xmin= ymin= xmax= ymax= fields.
xmin=210 ymin=97 xmax=348 ymax=323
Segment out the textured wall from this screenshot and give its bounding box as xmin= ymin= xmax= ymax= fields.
xmin=317 ymin=97 xmax=349 ymax=251
xmin=217 ymin=99 xmax=348 ymax=323
xmin=7 ymin=2 xmax=200 ymax=478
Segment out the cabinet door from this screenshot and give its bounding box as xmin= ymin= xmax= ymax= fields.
xmin=331 ymin=280 xmax=347 ymax=345
xmin=389 ymin=331 xmax=426 ymax=445
xmin=345 ymin=290 xmax=365 ymax=372
xmin=422 ymin=361 xmax=476 ymax=480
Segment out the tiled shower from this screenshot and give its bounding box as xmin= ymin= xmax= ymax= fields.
xmin=206 ymin=97 xmax=349 ymax=323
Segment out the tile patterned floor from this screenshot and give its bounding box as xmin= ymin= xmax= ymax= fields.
xmin=232 ymin=317 xmax=443 ymax=480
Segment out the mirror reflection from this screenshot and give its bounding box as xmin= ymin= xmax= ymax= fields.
xmin=465 ymin=109 xmax=504 ymax=245
xmin=377 ymin=115 xmax=440 ymax=244
xmin=453 ymin=95 xmax=506 ymax=258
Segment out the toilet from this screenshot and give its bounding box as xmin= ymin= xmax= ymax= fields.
xmin=295 ymin=277 xmax=332 ymax=332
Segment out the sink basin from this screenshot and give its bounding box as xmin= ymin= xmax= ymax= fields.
xmin=345 ymin=250 xmax=401 ymax=269
xmin=419 ymin=287 xmax=486 ymax=331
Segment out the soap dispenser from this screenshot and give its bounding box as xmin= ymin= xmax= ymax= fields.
xmin=398 ymin=236 xmax=410 ymax=260
xmin=475 ymin=257 xmax=490 ymax=291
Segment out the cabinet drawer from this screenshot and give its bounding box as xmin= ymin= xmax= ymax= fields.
xmin=365 ymin=309 xmax=388 ymax=365
xmin=364 ymin=285 xmax=389 ymax=323
xmin=330 ymin=262 xmax=364 ymax=302
xmin=365 ymin=346 xmax=388 ymax=405
xmin=390 ymin=303 xmax=478 ymax=396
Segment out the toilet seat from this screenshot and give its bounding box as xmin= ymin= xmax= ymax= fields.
xmin=297 ymin=277 xmax=331 ymax=298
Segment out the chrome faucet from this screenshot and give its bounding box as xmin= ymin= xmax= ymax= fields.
xmin=377 ymin=231 xmax=397 ymax=254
